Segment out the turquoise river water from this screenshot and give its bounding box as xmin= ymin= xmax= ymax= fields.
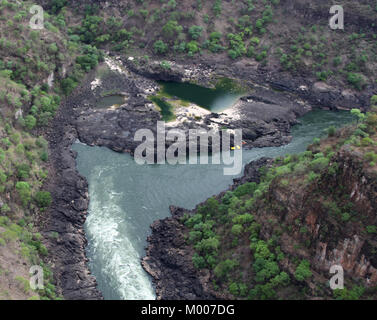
xmin=73 ymin=109 xmax=354 ymax=300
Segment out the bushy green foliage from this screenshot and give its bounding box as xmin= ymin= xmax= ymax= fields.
xmin=366 ymin=226 xmax=377 ymax=234
xmin=231 ymin=224 xmax=243 ymax=236
xmin=194 ymin=237 xmax=220 ymax=254
xmin=371 ymin=95 xmax=377 ymax=106
xmin=327 ymin=126 xmax=336 ymax=137
xmin=35 ymin=191 xmax=52 ymax=209
xmin=154 ymin=40 xmax=168 ymax=55
xmin=186 ymin=41 xmax=199 ymax=56
xmin=15 ymin=181 xmax=31 ymax=207
xmin=227 ymin=33 xmax=246 ymax=59
xmin=76 ymin=45 xmax=103 ymax=72
xmin=50 ymin=0 xmax=67 ymax=14
xmin=162 ymin=20 xmax=182 ymax=39
xmin=16 ymin=164 xmax=30 ymax=180
xmin=294 ymin=260 xmax=312 ymax=281
xmin=192 ymin=253 xmax=206 ymax=269
xmin=24 ymin=115 xmax=37 ymax=130
xmin=61 ymin=77 xmax=78 ymax=95
xmin=333 ymin=286 xmax=365 ymax=300
xmin=347 ymin=73 xmax=365 ymax=90
xmin=351 ymin=109 xmax=366 ymax=122
xmin=188 ymin=26 xmax=203 ymax=40
xmin=233 ymin=182 xmax=257 ymax=197
xmin=310 ymin=156 xmax=329 ymax=172
xmin=205 ymin=32 xmax=224 ymax=53
xmin=214 ymin=259 xmax=238 ymax=279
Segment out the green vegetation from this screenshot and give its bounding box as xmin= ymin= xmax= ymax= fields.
xmin=294 ymin=260 xmax=312 ymax=281
xmin=180 ymin=103 xmax=377 ymax=300
xmin=333 ymin=286 xmax=365 ymax=300
xmin=41 ymin=0 xmax=376 ymax=90
xmin=0 ymin=0 xmax=105 ymax=299
xmin=182 ymin=175 xmax=294 ymax=299
xmin=35 ymin=191 xmax=52 ymax=209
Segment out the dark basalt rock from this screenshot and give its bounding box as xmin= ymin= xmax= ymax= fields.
xmin=233 ymin=157 xmax=274 ymax=186
xmin=142 ymin=207 xmax=216 ymax=300
xmin=42 ymin=72 xmax=103 ymax=300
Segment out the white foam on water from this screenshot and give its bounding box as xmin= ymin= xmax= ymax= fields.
xmin=85 ymin=167 xmax=155 ymax=300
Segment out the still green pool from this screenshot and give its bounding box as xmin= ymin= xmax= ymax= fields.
xmin=157 ymin=80 xmax=244 ymax=114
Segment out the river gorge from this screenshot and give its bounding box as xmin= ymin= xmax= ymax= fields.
xmin=42 ymin=52 xmax=369 ymax=300
xmin=73 ymin=108 xmax=353 ymax=300
xmin=1 ymin=0 xmax=376 ymax=303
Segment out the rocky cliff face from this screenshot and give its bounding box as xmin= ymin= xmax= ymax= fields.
xmin=42 ymin=71 xmax=103 ymax=300
xmin=314 ymin=149 xmax=377 ymax=285
xmin=261 ymin=147 xmax=377 ymax=290
xmin=142 ymin=206 xmax=216 ymax=300
xmin=143 ymin=130 xmax=377 ymax=300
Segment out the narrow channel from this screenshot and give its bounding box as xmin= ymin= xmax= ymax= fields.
xmin=72 ymin=109 xmax=353 ymax=300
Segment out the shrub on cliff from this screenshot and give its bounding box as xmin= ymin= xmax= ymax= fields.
xmin=310 ymin=157 xmax=329 ymax=172
xmin=365 ymin=113 xmax=377 ymax=133
xmin=333 ymin=286 xmax=365 ymax=300
xmin=294 ymin=260 xmax=312 ymax=281
xmin=153 ymin=40 xmax=168 ymax=55
xmin=214 ymin=259 xmax=238 ymax=279
xmin=229 ymin=282 xmax=240 ymax=296
xmin=76 ymin=45 xmax=103 ymax=72
xmin=188 ymin=26 xmax=203 ymax=40
xmin=364 ymin=152 xmax=377 ymax=163
xmin=327 ymin=126 xmax=336 ymax=137
xmin=205 ymin=32 xmax=224 ymax=53
xmin=16 ymin=164 xmax=31 ymax=180
xmin=351 ymin=109 xmax=366 ymax=123
xmin=24 ymin=115 xmax=36 ymax=130
xmin=162 ymin=20 xmax=182 ymax=39
xmin=35 ymin=191 xmax=52 ymax=209
xmin=227 ymin=33 xmax=246 ymax=59
xmin=15 ymin=181 xmax=31 ymax=208
xmin=60 ymin=77 xmax=78 ymax=96
xmin=234 ymin=182 xmax=257 ymax=197
xmin=361 ymin=137 xmax=373 ymax=147
xmin=231 ymin=224 xmax=243 ymax=236
xmin=50 ymin=0 xmax=67 ymax=14
xmin=347 ymin=73 xmax=366 ymax=90
xmin=192 ymin=253 xmax=206 ymax=269
xmin=371 ymin=95 xmax=377 ymax=106
xmin=194 ymin=237 xmax=220 ymax=254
